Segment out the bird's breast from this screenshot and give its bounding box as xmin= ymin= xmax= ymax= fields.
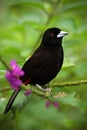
xmin=31 ymin=46 xmax=64 ymax=85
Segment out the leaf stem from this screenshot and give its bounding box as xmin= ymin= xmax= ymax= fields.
xmin=0 ymin=55 xmax=11 ymax=70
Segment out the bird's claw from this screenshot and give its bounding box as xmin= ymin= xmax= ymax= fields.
xmin=36 ymin=84 xmax=52 ymax=93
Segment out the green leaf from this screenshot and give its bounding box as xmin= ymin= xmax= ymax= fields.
xmin=56 ymin=93 xmax=80 ymax=107
xmin=0 ymin=112 xmax=14 ymax=130
xmin=63 ymin=59 xmax=75 ymax=69
xmin=63 ymin=1 xmax=87 ymax=11
xmin=11 ymin=90 xmax=31 ymax=114
xmin=8 ymin=0 xmax=49 ymax=14
xmin=0 ymin=97 xmax=6 ymax=114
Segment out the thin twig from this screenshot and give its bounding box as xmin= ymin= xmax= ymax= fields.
xmin=0 ymin=80 xmax=87 ymax=94
xmin=0 ymin=88 xmax=11 ymax=93
xmin=52 ymin=80 xmax=87 ymax=87
xmin=0 ymin=55 xmax=11 ymax=70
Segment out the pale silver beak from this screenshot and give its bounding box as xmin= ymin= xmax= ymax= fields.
xmin=57 ymin=31 xmax=68 ymax=38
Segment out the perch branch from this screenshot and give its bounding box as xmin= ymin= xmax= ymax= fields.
xmin=0 ymin=80 xmax=87 ymax=94
xmin=52 ymin=80 xmax=87 ymax=87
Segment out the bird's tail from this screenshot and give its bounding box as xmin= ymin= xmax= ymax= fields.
xmin=4 ymin=77 xmax=31 ymax=114
xmin=4 ymin=88 xmax=21 ymax=114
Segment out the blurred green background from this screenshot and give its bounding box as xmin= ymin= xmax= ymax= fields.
xmin=0 ymin=0 xmax=87 ymax=130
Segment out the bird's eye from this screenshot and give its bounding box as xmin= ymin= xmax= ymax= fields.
xmin=49 ymin=33 xmax=54 ymax=38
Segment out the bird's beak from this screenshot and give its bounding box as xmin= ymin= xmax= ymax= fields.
xmin=57 ymin=31 xmax=68 ymax=38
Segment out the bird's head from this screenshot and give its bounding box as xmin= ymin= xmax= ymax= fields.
xmin=42 ymin=27 xmax=68 ymax=47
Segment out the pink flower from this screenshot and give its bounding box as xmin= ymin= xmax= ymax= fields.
xmin=24 ymin=89 xmax=32 ymax=96
xmin=6 ymin=60 xmax=24 ymax=90
xmin=46 ymin=101 xmax=51 ymax=108
xmin=46 ymin=100 xmax=59 ymax=108
xmin=52 ymin=102 xmax=59 ymax=108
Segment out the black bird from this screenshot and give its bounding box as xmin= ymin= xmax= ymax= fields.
xmin=4 ymin=27 xmax=68 ymax=113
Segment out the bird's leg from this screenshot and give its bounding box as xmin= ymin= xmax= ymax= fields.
xmin=36 ymin=84 xmax=52 ymax=93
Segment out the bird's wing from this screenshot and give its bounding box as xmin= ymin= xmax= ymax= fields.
xmin=22 ymin=47 xmax=51 ymax=68
xmin=21 ymin=46 xmax=52 ymax=83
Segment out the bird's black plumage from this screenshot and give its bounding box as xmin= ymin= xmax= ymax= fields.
xmin=4 ymin=27 xmax=68 ymax=113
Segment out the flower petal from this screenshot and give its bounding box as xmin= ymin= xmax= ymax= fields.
xmin=6 ymin=70 xmax=22 ymax=90
xmin=10 ymin=60 xmax=24 ymax=76
xmin=5 ymin=60 xmax=24 ymax=90
xmin=52 ymin=102 xmax=59 ymax=108
xmin=46 ymin=101 xmax=51 ymax=108
xmin=24 ymin=90 xmax=32 ymax=96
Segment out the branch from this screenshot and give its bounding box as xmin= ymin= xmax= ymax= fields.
xmin=0 ymin=88 xmax=11 ymax=93
xmin=32 ymin=80 xmax=87 ymax=99
xmin=0 ymin=80 xmax=87 ymax=94
xmin=52 ymin=80 xmax=87 ymax=87
xmin=0 ymin=55 xmax=11 ymax=70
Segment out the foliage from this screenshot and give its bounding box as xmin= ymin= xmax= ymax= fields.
xmin=0 ymin=0 xmax=87 ymax=130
